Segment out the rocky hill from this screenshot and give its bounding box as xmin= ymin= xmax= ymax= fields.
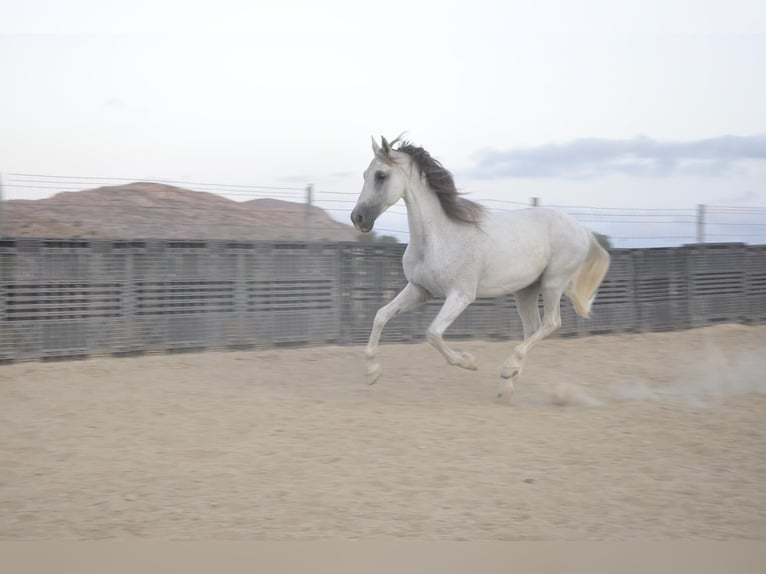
xmin=4 ymin=182 xmax=361 ymax=241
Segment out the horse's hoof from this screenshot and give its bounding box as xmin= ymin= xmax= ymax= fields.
xmin=365 ymin=363 xmax=382 ymax=385
xmin=456 ymin=351 xmax=478 ymax=371
xmin=497 ymin=380 xmax=515 ymax=400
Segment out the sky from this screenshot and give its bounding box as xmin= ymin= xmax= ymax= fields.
xmin=1 ymin=0 xmax=765 ymax=244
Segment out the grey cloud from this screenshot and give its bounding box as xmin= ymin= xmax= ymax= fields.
xmin=467 ymin=135 xmax=766 ymax=180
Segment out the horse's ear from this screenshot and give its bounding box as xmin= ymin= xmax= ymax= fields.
xmin=371 ymin=136 xmax=381 ymax=156
xmin=381 ymin=136 xmax=391 ymax=155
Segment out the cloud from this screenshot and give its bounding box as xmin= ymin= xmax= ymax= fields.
xmin=467 ymin=135 xmax=766 ymax=180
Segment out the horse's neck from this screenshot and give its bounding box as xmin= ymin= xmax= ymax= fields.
xmin=403 ymin=181 xmax=454 ymax=252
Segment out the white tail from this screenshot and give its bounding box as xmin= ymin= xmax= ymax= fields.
xmin=568 ymin=232 xmax=610 ymax=318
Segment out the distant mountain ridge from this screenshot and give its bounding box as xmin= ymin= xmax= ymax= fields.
xmin=4 ymin=182 xmax=362 ymax=241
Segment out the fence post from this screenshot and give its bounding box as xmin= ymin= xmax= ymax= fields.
xmin=696 ymin=204 xmax=705 ymax=243
xmin=531 ymin=197 xmax=539 ymax=207
xmin=0 ymin=172 xmax=4 ymax=238
xmin=305 ymin=184 xmax=314 ymax=242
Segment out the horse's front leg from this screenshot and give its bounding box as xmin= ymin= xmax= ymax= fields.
xmin=426 ymin=291 xmax=477 ymax=370
xmin=365 ymin=282 xmax=430 ymax=384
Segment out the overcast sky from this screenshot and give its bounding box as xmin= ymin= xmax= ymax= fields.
xmin=1 ymin=1 xmax=765 ymax=240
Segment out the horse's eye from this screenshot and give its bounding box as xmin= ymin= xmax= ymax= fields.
xmin=374 ymin=171 xmax=387 ymax=182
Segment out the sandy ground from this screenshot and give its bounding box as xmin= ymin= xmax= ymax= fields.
xmin=1 ymin=324 xmax=765 ymax=540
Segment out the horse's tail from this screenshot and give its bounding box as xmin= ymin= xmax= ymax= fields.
xmin=568 ymin=231 xmax=610 ymax=318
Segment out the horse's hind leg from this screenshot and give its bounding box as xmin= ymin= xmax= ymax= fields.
xmin=514 ymin=280 xmax=542 ymax=340
xmin=499 ymin=281 xmax=565 ymax=398
xmin=498 ymin=282 xmax=542 ymax=396
xmin=365 ymin=282 xmax=429 ymax=384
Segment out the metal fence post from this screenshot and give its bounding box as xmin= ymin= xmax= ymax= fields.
xmin=337 ymin=243 xmax=350 ymax=344
xmin=697 ymin=204 xmax=706 ymax=243
xmin=531 ymin=197 xmax=539 ymax=207
xmin=305 ymin=184 xmax=314 ymax=242
xmin=125 ymin=244 xmax=134 ymax=352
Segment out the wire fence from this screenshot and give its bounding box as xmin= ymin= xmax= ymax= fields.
xmin=2 ymin=173 xmax=765 ymax=248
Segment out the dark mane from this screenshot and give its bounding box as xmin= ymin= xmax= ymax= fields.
xmin=395 ymin=142 xmax=483 ymax=225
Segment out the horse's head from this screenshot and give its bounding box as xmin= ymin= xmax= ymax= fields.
xmin=351 ymin=136 xmax=410 ymax=233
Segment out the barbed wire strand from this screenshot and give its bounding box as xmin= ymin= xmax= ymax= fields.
xmin=3 ymin=172 xmax=766 ymax=247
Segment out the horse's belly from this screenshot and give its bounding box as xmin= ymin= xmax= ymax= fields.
xmin=476 ymin=284 xmax=517 ymax=298
xmin=476 ymin=276 xmax=539 ymax=298
xmin=405 ymin=250 xmax=546 ymax=299
xmin=476 ymin=257 xmax=547 ymax=297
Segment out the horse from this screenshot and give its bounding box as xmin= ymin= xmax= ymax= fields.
xmin=351 ymin=136 xmax=610 ymax=398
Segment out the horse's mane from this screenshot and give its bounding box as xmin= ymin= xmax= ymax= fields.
xmin=394 ymin=141 xmax=484 ymax=226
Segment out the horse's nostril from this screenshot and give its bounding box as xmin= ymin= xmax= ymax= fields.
xmin=351 ymin=208 xmax=374 ymax=231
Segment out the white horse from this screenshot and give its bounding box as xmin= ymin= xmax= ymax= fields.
xmin=351 ymin=136 xmax=610 ymax=398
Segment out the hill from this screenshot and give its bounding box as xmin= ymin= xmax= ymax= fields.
xmin=4 ymin=182 xmax=361 ymax=241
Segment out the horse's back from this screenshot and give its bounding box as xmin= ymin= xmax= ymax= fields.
xmin=475 ymin=208 xmax=592 ymax=296
xmin=483 ymin=207 xmax=590 ymax=254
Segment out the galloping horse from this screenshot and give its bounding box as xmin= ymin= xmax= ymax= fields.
xmin=351 ymin=137 xmax=610 ymax=398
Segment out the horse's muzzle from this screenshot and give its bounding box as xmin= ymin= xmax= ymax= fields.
xmin=351 ymin=206 xmax=375 ymax=233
